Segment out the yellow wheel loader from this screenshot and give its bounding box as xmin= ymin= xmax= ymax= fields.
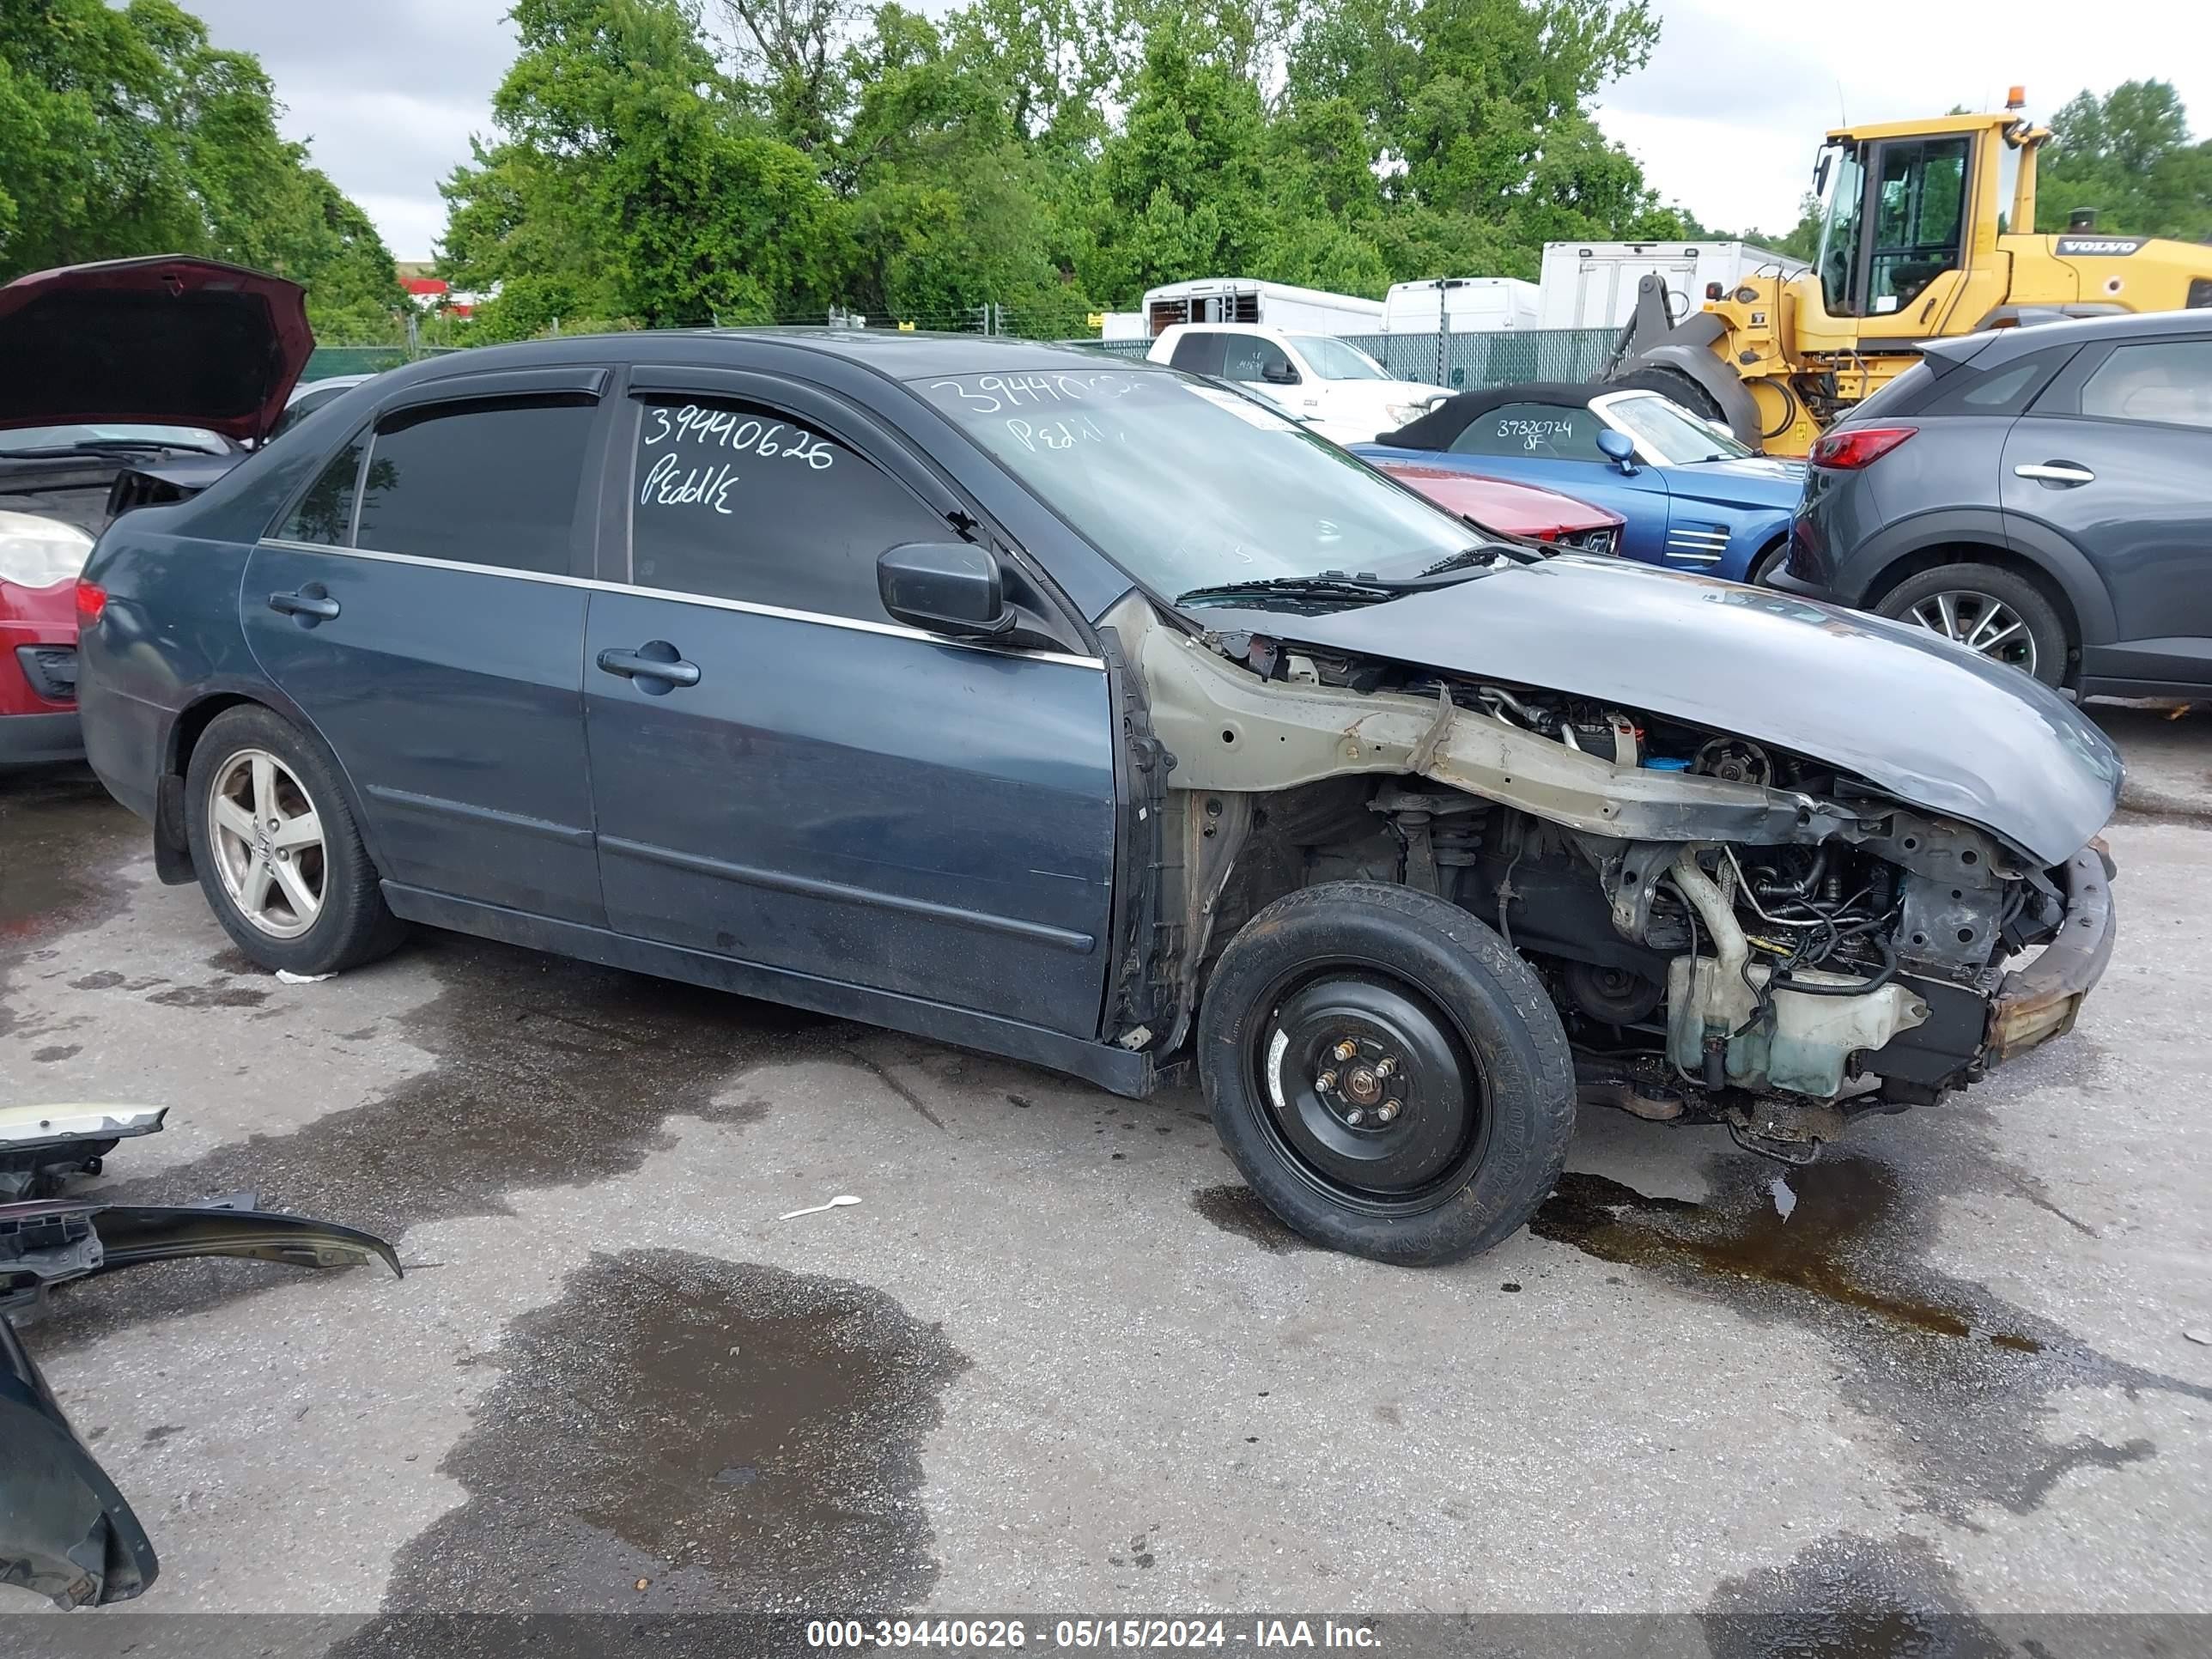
xmin=1607 ymin=94 xmax=2212 ymax=456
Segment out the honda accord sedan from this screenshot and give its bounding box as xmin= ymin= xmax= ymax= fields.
xmin=74 ymin=332 xmax=2119 ymax=1264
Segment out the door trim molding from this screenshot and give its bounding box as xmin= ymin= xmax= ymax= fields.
xmin=362 ymin=783 xmax=597 ymax=848
xmin=256 ymin=538 xmax=1106 ymax=670
xmin=598 ymin=835 xmax=1098 ymax=953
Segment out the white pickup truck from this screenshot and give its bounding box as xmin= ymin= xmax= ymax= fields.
xmin=1146 ymin=323 xmax=1449 ymax=445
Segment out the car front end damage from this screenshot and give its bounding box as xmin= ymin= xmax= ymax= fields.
xmin=1103 ymin=589 xmax=2118 ymax=1159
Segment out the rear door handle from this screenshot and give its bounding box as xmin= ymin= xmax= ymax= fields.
xmin=267 ymin=587 xmax=340 ymax=622
xmin=2014 ymin=461 xmax=2095 ymax=485
xmin=596 ymin=643 xmax=701 ymax=689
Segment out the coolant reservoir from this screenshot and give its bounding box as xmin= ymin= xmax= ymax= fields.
xmin=1666 ymin=959 xmax=1929 ymax=1098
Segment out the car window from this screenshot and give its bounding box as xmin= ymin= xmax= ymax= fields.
xmin=278 ymin=437 xmax=365 ymax=545
xmin=1287 ymin=336 xmax=1385 ymax=380
xmin=1922 ymin=347 xmax=2075 ymax=417
xmin=1168 ymin=332 xmax=1225 ymax=376
xmin=1448 ymin=401 xmax=1605 ymax=462
xmin=627 ymin=397 xmax=945 ymax=622
xmin=356 ymin=396 xmax=595 ymax=574
xmin=1223 ymin=336 xmax=1296 ymax=384
xmin=1601 ymin=394 xmax=1753 ymax=462
xmin=2079 ymin=341 xmax=2212 ymax=431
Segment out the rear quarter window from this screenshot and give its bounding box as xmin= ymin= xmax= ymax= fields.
xmin=1169 ymin=332 xmax=1227 ymax=376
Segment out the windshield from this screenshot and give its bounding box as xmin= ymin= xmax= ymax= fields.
xmin=0 ymin=422 xmax=231 ymax=457
xmin=1603 ymin=393 xmax=1754 ymax=463
xmin=915 ymin=367 xmax=1473 ymax=599
xmin=1286 ymin=336 xmax=1387 ymax=381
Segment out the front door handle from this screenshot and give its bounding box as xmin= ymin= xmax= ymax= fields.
xmin=2014 ymin=461 xmax=2095 ymax=485
xmin=597 ymin=642 xmax=701 ymax=690
xmin=267 ymin=586 xmax=340 ymax=623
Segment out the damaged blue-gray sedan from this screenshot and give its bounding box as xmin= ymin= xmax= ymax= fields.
xmin=62 ymin=325 xmax=2119 ymax=1265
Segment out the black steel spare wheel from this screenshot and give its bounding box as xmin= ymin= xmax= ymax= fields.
xmin=1260 ymin=974 xmax=1484 ymax=1201
xmin=1200 ymin=881 xmax=1577 ymax=1265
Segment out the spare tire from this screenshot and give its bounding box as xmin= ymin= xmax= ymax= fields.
xmin=1197 ymin=881 xmax=1576 ymax=1266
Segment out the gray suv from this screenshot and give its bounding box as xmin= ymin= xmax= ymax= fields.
xmin=1778 ymin=309 xmax=2212 ymax=693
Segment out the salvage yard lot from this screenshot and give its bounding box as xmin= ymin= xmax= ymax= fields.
xmin=2 ymin=707 xmax=2208 ymax=1633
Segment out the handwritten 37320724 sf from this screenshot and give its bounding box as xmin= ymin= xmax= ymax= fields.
xmin=638 ymin=403 xmax=836 ymax=516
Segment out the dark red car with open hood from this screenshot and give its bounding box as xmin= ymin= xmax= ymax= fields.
xmin=0 ymin=257 xmax=311 ymax=764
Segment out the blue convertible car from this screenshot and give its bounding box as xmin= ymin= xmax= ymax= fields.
xmin=1356 ymin=382 xmax=1804 ymax=584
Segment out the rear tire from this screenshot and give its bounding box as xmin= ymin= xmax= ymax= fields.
xmin=183 ymin=704 xmax=407 ymax=976
xmin=1198 ymin=882 xmax=1576 ymax=1266
xmin=1873 ymin=562 xmax=2069 ymax=688
xmin=1747 ymin=542 xmax=1788 ymax=586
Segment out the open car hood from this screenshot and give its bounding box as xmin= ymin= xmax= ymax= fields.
xmin=1203 ymin=556 xmax=2122 ymax=866
xmin=0 ymin=257 xmax=313 ymax=443
xmin=1 ymin=1198 xmax=398 ymax=1607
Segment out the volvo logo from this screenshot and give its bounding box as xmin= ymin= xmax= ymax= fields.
xmin=2055 ymin=237 xmax=2144 ymax=257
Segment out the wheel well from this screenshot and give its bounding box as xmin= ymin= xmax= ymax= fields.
xmin=1747 ymin=533 xmax=1788 ymax=582
xmin=166 ymin=693 xmax=264 ymax=778
xmin=1862 ymin=543 xmax=2081 ymax=661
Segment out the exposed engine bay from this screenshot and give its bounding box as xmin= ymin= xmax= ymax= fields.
xmin=1101 ymin=592 xmax=2112 ymax=1158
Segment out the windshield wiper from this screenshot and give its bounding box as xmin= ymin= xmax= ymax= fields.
xmin=1416 ymin=543 xmax=1514 ymax=577
xmin=0 ymin=440 xmax=217 ymax=460
xmin=1175 ymin=574 xmax=1410 ymax=609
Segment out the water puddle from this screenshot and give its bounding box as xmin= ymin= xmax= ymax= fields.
xmin=335 ymin=1249 xmax=967 ymax=1625
xmin=1531 ymin=1159 xmax=2043 ymax=1352
xmin=1192 ymin=1183 xmax=1312 ymax=1253
xmin=1532 ymin=1154 xmax=2206 ymax=1519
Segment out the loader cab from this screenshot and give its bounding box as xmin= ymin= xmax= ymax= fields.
xmin=1814 ymin=133 xmax=1972 ymax=327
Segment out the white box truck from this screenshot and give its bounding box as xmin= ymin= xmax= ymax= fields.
xmin=1382 ymin=277 xmax=1541 ymax=335
xmin=1140 ymin=278 xmax=1383 ymax=338
xmin=1537 ymin=241 xmax=1808 ymax=331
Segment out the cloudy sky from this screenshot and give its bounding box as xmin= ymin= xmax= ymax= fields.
xmin=188 ymin=0 xmax=2211 ymax=263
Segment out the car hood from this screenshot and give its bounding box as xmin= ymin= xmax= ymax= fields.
xmin=1658 ymin=454 xmax=1805 ymax=509
xmin=1211 ymin=556 xmax=2120 ymax=865
xmin=1370 ymin=461 xmax=1620 ymax=537
xmin=0 ymin=257 xmax=313 ymax=443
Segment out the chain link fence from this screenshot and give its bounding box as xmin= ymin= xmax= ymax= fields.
xmin=302 ymin=344 xmax=465 ymax=381
xmin=301 ymin=325 xmax=1618 ymax=397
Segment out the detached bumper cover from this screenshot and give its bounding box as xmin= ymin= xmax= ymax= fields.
xmin=1986 ymin=841 xmax=2117 ymax=1066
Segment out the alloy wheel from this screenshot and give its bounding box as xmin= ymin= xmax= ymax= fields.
xmin=207 ymin=749 xmax=326 ymax=939
xmin=1904 ymin=590 xmax=2039 ymax=676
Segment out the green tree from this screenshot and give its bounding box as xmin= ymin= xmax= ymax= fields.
xmin=440 ymin=0 xmax=847 ymax=331
xmin=0 ymin=0 xmax=404 ymax=338
xmin=2037 ymin=81 xmax=2212 ymax=243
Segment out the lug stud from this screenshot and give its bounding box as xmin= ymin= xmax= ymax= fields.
xmin=1315 ymin=1071 xmax=1338 ymax=1092
xmin=1333 ymin=1039 xmax=1358 ymax=1061
xmin=1345 ymin=1108 xmax=1366 ymax=1127
xmin=1375 ymin=1056 xmax=1396 ymax=1079
xmin=1376 ymin=1101 xmax=1400 ymax=1123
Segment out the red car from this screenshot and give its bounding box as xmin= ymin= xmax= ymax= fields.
xmin=1370 ymin=458 xmax=1624 ymax=553
xmin=0 ymin=257 xmax=312 ymax=765
xmin=0 ymin=512 xmax=95 ymax=764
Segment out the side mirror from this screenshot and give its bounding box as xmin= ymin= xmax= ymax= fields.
xmin=878 ymin=543 xmax=1010 ymax=638
xmin=1261 ymin=360 xmax=1300 ymax=386
xmin=1596 ymin=428 xmax=1638 ymax=473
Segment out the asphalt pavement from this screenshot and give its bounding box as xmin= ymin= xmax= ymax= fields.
xmin=1 ymin=704 xmax=2206 ymax=1650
